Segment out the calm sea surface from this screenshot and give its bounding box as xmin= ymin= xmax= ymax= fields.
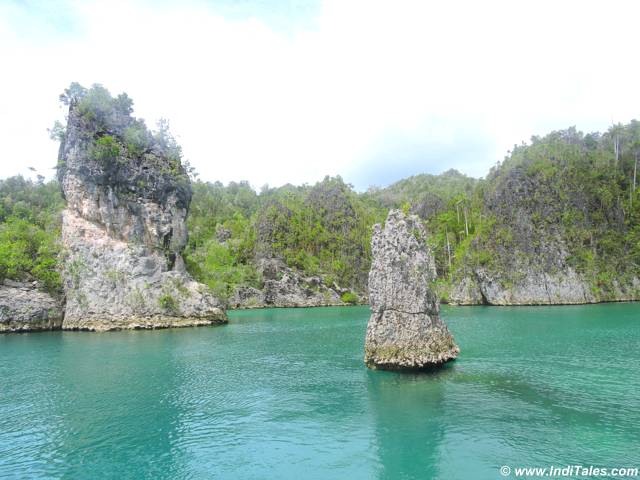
xmin=1 ymin=304 xmax=639 ymax=479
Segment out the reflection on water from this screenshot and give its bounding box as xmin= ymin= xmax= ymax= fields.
xmin=367 ymin=367 xmax=451 ymax=479
xmin=0 ymin=304 xmax=639 ymax=479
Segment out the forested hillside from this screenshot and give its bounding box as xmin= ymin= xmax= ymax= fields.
xmin=448 ymin=126 xmax=640 ymax=303
xmin=0 ymin=177 xmax=63 ymax=293
xmin=2 ymin=121 xmax=639 ymax=306
xmin=184 ymin=176 xmax=385 ymax=304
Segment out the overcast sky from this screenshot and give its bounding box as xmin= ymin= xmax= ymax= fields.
xmin=1 ymin=0 xmax=639 ymax=190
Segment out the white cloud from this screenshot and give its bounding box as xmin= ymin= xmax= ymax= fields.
xmin=1 ymin=0 xmax=639 ymax=189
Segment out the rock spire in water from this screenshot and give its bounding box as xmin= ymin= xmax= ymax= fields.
xmin=364 ymin=209 xmax=459 ymax=370
xmin=57 ymin=83 xmax=226 ymax=330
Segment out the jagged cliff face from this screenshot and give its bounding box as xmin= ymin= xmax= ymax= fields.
xmin=450 ymin=167 xmax=597 ymax=304
xmin=57 ymin=87 xmax=226 ymax=330
xmin=364 ymin=210 xmax=458 ymax=370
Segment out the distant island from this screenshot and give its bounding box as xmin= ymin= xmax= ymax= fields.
xmin=1 ymin=83 xmax=639 ymax=331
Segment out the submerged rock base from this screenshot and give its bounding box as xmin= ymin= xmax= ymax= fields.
xmin=62 ymin=315 xmax=226 ymax=332
xmin=364 ymin=210 xmax=459 ymax=370
xmin=365 ymin=311 xmax=459 ymax=370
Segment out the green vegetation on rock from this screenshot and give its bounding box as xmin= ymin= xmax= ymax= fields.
xmin=55 ymin=83 xmax=191 ymax=203
xmin=340 ymin=292 xmax=359 ymax=305
xmin=456 ymin=126 xmax=640 ymax=299
xmin=158 ymin=293 xmax=178 ymax=313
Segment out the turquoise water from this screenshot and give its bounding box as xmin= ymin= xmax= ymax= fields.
xmin=0 ymin=304 xmax=639 ymax=479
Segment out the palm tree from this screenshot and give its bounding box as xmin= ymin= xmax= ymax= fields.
xmin=608 ymin=122 xmax=625 ymax=167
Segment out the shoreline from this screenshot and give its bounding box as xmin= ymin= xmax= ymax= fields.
xmin=2 ymin=299 xmax=637 ymax=335
xmin=229 ymin=298 xmax=640 ymax=311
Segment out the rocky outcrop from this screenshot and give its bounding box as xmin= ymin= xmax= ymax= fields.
xmin=364 ymin=210 xmax=459 ymax=370
xmin=450 ymin=268 xmax=597 ymax=305
xmin=57 ymin=86 xmax=226 ymax=330
xmin=450 ymin=269 xmax=640 ymax=305
xmin=450 ymin=268 xmax=598 ymax=305
xmin=228 ymin=258 xmax=354 ymax=309
xmin=448 ymin=276 xmax=484 ymax=305
xmin=0 ymin=280 xmax=64 ymax=332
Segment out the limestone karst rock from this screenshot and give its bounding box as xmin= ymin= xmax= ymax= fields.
xmin=57 ymin=85 xmax=226 ymax=330
xmin=228 ymin=258 xmax=346 ymax=308
xmin=448 ymin=166 xmax=601 ymax=305
xmin=0 ymin=280 xmax=63 ymax=332
xmin=364 ymin=210 xmax=459 ymax=370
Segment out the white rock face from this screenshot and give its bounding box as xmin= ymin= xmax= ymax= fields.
xmin=364 ymin=210 xmax=459 ymax=370
xmin=449 ymin=268 xmax=599 ymax=305
xmin=61 ymin=213 xmax=226 ymax=331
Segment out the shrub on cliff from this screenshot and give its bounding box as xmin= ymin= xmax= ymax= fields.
xmin=57 ymin=83 xmax=186 ymax=173
xmin=60 ymin=83 xmax=134 ymax=137
xmin=340 ymin=291 xmax=359 ymax=305
xmin=90 ymin=135 xmax=121 ymax=166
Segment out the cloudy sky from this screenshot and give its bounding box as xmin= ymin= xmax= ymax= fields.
xmin=1 ymin=0 xmax=639 ymax=190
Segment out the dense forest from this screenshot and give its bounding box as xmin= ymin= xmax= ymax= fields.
xmin=2 ymin=114 xmax=639 ymax=305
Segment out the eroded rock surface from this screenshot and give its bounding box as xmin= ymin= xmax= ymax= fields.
xmin=364 ymin=210 xmax=459 ymax=370
xmin=0 ymin=281 xmax=63 ymax=332
xmin=228 ymin=258 xmax=350 ymax=309
xmin=449 ymin=268 xmax=600 ymax=305
xmin=57 ymin=88 xmax=226 ymax=330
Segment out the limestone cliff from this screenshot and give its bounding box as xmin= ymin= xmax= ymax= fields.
xmin=57 ymin=85 xmax=226 ymax=330
xmin=448 ymin=163 xmax=640 ymax=305
xmin=364 ymin=210 xmax=459 ymax=370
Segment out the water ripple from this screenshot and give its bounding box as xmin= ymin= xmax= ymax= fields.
xmin=0 ymin=304 xmax=638 ymax=479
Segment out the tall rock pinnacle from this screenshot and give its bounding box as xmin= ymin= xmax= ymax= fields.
xmin=56 ymin=83 xmax=226 ymax=330
xmin=364 ymin=209 xmax=459 ymax=369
